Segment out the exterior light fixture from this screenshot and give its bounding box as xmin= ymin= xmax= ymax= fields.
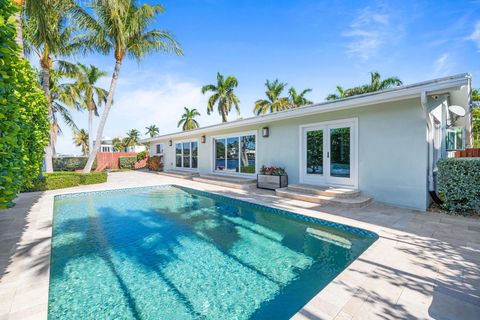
xmin=169 ymin=140 xmax=172 ymax=146
xmin=201 ymin=135 xmax=206 ymax=143
xmin=262 ymin=127 xmax=269 ymax=138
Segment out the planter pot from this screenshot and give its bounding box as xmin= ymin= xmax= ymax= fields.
xmin=257 ymin=174 xmax=288 ymax=190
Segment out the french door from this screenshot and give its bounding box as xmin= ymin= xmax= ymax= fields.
xmin=300 ymin=119 xmax=356 ymax=187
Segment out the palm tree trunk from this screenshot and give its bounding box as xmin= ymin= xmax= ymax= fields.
xmin=13 ymin=0 xmax=24 ymax=58
xmin=88 ymin=108 xmax=93 ymax=154
xmin=83 ymin=60 xmax=122 ymax=173
xmin=41 ymin=64 xmax=54 ymax=172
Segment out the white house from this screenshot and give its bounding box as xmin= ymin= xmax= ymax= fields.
xmin=141 ymin=74 xmax=473 ymax=211
xmin=94 ymin=137 xmax=147 ymax=153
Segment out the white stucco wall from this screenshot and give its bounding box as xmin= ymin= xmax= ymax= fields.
xmin=151 ymin=98 xmax=429 ymax=210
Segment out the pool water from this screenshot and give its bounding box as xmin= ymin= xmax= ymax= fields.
xmin=48 ymin=186 xmax=377 ymax=319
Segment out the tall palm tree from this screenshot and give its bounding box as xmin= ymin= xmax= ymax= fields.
xmin=289 ymin=87 xmax=313 ymax=108
xmin=73 ymin=129 xmax=89 ymax=156
xmin=326 ymin=72 xmax=402 ymax=100
xmin=79 ymin=0 xmax=182 ymax=173
xmin=177 ymin=107 xmax=200 ymax=131
xmin=254 ymin=79 xmax=291 ymax=115
xmin=39 ymin=68 xmax=80 ymax=155
xmin=124 ymin=129 xmax=141 ymax=147
xmin=69 ymin=63 xmax=108 ymax=153
xmin=112 ymin=137 xmax=125 ymax=152
xmin=145 ymin=124 xmax=159 ymax=137
xmin=22 ymin=0 xmax=81 ymax=171
xmin=201 ymin=72 xmax=240 ymax=122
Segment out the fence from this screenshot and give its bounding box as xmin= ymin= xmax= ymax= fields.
xmin=96 ymin=152 xmax=147 ymax=171
xmin=453 ymin=148 xmax=480 ymax=158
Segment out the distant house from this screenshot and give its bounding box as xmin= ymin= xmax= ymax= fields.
xmin=94 ymin=137 xmax=146 ymax=153
xmin=141 ymin=74 xmax=472 ymax=211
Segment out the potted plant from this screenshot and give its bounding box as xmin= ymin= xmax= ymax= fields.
xmin=257 ymin=165 xmax=288 ymax=190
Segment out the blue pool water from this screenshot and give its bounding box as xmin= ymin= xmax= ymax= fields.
xmin=48 ymin=186 xmax=377 ymax=319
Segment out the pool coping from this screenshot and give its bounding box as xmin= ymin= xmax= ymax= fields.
xmin=1 ymin=171 xmax=479 ymax=319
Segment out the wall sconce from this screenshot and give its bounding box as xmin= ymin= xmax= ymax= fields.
xmin=169 ymin=140 xmax=172 ymax=146
xmin=262 ymin=127 xmax=269 ymax=138
xmin=201 ymin=135 xmax=206 ymax=143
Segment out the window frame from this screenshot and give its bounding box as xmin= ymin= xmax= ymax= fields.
xmin=155 ymin=143 xmax=164 ymax=155
xmin=173 ymin=139 xmax=199 ymax=170
xmin=211 ymin=130 xmax=257 ymax=176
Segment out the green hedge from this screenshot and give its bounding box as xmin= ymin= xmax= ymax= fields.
xmin=0 ymin=1 xmax=50 ymax=208
xmin=119 ymin=156 xmax=136 ymax=169
xmin=21 ymin=172 xmax=108 ymax=192
xmin=438 ymin=158 xmax=480 ymax=214
xmin=53 ymin=157 xmax=97 ymax=171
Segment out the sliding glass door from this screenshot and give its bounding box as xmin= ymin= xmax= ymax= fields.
xmin=214 ymin=132 xmax=256 ymax=174
xmin=175 ymin=141 xmax=198 ymax=170
xmin=301 ymin=119 xmax=356 ymax=187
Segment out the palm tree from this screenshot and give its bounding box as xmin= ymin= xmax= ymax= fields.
xmin=12 ymin=0 xmax=24 ymax=56
xmin=289 ymin=87 xmax=313 ymax=108
xmin=124 ymin=129 xmax=141 ymax=148
xmin=39 ymin=68 xmax=80 ymax=155
xmin=254 ymin=79 xmax=291 ymax=115
xmin=73 ymin=129 xmax=89 ymax=156
xmin=201 ymin=72 xmax=240 ymax=122
xmin=79 ymin=0 xmax=183 ymax=173
xmin=69 ymin=64 xmax=108 ymax=154
xmin=112 ymin=137 xmax=125 ymax=152
xmin=22 ymin=0 xmax=82 ymax=171
xmin=326 ymin=72 xmax=402 ymax=100
xmin=145 ymin=124 xmax=159 ymax=137
xmin=178 ymin=107 xmax=200 ymax=131
xmin=472 ymin=89 xmax=480 ymax=148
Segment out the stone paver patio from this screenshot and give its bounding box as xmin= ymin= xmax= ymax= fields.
xmin=0 ymin=170 xmax=479 ymax=319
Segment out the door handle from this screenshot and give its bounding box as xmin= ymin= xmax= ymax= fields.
xmin=327 ymin=152 xmax=330 ymax=158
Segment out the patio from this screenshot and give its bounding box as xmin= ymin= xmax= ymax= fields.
xmin=0 ymin=170 xmax=479 ymax=319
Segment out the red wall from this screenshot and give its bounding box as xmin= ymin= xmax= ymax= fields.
xmin=96 ymin=152 xmax=147 ymax=171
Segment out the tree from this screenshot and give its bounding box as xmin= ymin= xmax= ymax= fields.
xmin=289 ymin=87 xmax=313 ymax=108
xmin=22 ymin=0 xmax=82 ymax=171
xmin=69 ymin=64 xmax=108 ymax=153
xmin=73 ymin=129 xmax=89 ymax=156
xmin=472 ymin=88 xmax=480 ymax=148
xmin=201 ymin=72 xmax=240 ymax=122
xmin=112 ymin=137 xmax=125 ymax=152
xmin=254 ymin=79 xmax=290 ymax=115
xmin=124 ymin=129 xmax=141 ymax=147
xmin=145 ymin=124 xmax=159 ymax=137
xmin=326 ymin=72 xmax=403 ymax=100
xmin=79 ymin=0 xmax=183 ymax=173
xmin=177 ymin=107 xmax=200 ymax=131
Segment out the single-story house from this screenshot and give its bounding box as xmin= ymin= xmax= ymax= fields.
xmin=141 ymin=74 xmax=472 ymax=211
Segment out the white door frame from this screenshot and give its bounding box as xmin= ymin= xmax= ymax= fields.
xmin=299 ymin=118 xmax=358 ymax=188
xmin=173 ymin=139 xmax=199 ymax=171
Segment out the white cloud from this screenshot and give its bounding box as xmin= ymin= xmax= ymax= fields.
xmin=55 ymin=72 xmax=225 ymax=155
xmin=433 ymin=53 xmax=453 ymax=77
xmin=342 ymin=6 xmax=401 ymax=61
xmin=466 ymin=21 xmax=480 ymax=51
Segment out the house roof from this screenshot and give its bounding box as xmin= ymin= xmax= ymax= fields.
xmin=141 ymin=73 xmax=471 ymax=143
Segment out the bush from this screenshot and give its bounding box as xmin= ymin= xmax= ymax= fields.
xmin=0 ymin=1 xmax=49 ymax=208
xmin=53 ymin=157 xmax=97 ymax=171
xmin=136 ymin=151 xmax=148 ymax=162
xmin=21 ymin=172 xmax=108 ymax=192
xmin=119 ymin=156 xmax=137 ymax=169
xmin=437 ymin=158 xmax=480 ymax=214
xmin=147 ymin=155 xmax=163 ymax=171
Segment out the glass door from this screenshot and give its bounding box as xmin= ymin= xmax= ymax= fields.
xmin=303 ymin=127 xmax=326 ymax=185
xmin=326 ymin=123 xmax=353 ymax=186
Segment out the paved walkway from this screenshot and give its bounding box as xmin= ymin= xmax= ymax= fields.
xmin=0 ymin=171 xmax=479 ymax=319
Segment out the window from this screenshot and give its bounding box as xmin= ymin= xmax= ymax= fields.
xmin=155 ymin=144 xmax=163 ymax=154
xmin=446 ymin=128 xmax=465 ymax=151
xmin=175 ymin=141 xmax=198 ymax=169
xmin=214 ymin=133 xmax=256 ymax=174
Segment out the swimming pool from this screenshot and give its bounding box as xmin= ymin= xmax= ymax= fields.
xmin=48 ymin=185 xmax=377 ymax=319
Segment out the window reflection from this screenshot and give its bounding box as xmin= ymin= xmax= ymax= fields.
xmin=215 ymin=139 xmax=226 ymax=170
xmin=330 ymin=128 xmax=350 ymax=178
xmin=306 ymin=130 xmax=323 ymax=175
xmin=240 ymin=135 xmax=256 ymax=173
xmin=215 ymin=134 xmax=256 ymax=174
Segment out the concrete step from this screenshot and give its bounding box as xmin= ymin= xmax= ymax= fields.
xmin=192 ymin=174 xmax=256 ymax=190
xmin=286 ymin=184 xmax=360 ymax=198
xmin=275 ymin=188 xmax=372 ymax=208
xmin=158 ymin=170 xmax=199 ymax=180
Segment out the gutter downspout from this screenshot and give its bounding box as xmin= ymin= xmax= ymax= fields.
xmin=421 ymin=92 xmax=443 ymax=204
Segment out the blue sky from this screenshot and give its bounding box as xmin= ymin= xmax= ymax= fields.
xmin=56 ymin=0 xmax=480 ymax=154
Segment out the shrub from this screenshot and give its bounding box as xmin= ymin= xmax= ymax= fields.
xmin=437 ymin=158 xmax=480 ymax=214
xmin=53 ymin=157 xmax=97 ymax=171
xmin=0 ymin=1 xmax=49 ymax=208
xmin=21 ymin=172 xmax=108 ymax=192
xmin=119 ymin=156 xmax=137 ymax=169
xmin=147 ymin=155 xmax=163 ymax=171
xmin=136 ymin=151 xmax=148 ymax=162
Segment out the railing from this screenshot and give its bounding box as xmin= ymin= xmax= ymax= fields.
xmin=453 ymin=148 xmax=480 ymax=158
